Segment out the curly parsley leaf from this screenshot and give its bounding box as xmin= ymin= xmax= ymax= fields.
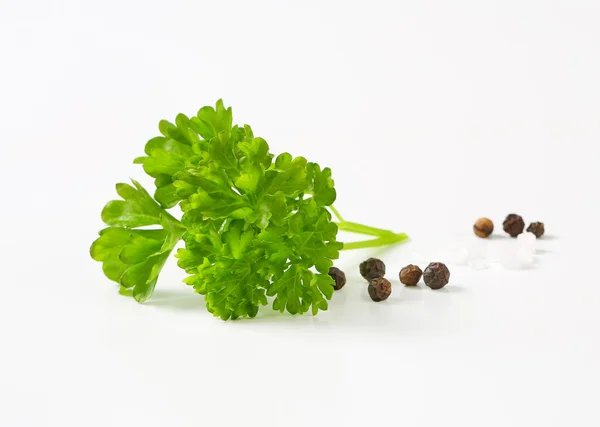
xmin=91 ymin=181 xmax=184 ymax=302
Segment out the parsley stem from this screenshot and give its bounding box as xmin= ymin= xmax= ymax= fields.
xmin=335 ymin=217 xmax=408 ymax=250
xmin=341 ymin=232 xmax=409 ymax=250
xmin=163 ymin=211 xmax=186 ymax=230
xmin=329 ymin=205 xmax=345 ymax=222
xmin=335 ymin=220 xmax=397 ymax=237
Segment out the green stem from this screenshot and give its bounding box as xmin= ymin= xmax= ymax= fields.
xmin=330 ymin=206 xmax=408 ymax=251
xmin=163 ymin=211 xmax=186 ymax=231
xmin=335 ymin=221 xmax=397 ymax=237
xmin=329 ymin=205 xmax=345 ymax=222
xmin=341 ymin=233 xmax=409 ymax=250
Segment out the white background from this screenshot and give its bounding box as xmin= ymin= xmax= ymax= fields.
xmin=1 ymin=1 xmax=600 ymax=426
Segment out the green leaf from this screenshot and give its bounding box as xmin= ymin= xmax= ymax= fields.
xmin=223 ymin=221 xmax=255 ymax=260
xmin=91 ymin=225 xmax=182 ymax=302
xmin=186 ymin=260 xmax=268 ymax=320
xmin=153 ymin=183 xmax=180 ymax=208
xmin=238 ymin=137 xmax=272 ymax=169
xmin=234 ymin=166 xmax=262 ymax=195
xmin=234 ymin=137 xmax=273 ymax=196
xmin=190 ymin=99 xmax=233 ymax=140
xmin=265 ymin=153 xmax=308 ymax=196
xmin=184 ymin=169 xmax=251 ymax=219
xmin=119 ymin=286 xmax=133 ymax=297
xmin=256 ymin=225 xmax=293 ymax=269
xmin=175 ymin=222 xmax=225 ymax=273
xmin=174 ymin=113 xmax=201 ymax=145
xmin=135 ymin=119 xmax=196 ymax=207
xmin=159 ymin=119 xmax=184 ymax=141
xmin=208 ymin=131 xmax=240 ymax=177
xmin=267 ymin=265 xmax=334 ymax=316
xmin=144 ymin=136 xmax=193 ymax=157
xmin=246 ymin=192 xmax=287 ymax=229
xmin=101 ymin=180 xmax=164 ymax=227
xmin=134 ymin=149 xmax=186 ymax=177
xmin=92 ymin=181 xmax=185 ymax=302
xmin=90 ymin=227 xmax=131 ymax=281
xmin=307 ymin=162 xmax=336 ymax=206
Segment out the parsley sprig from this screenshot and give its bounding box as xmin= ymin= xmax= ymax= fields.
xmin=91 ymin=101 xmax=408 ymax=319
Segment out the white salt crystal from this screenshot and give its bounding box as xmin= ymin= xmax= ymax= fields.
xmin=499 ymin=245 xmax=534 ymax=269
xmin=516 ymin=247 xmax=534 ymax=266
xmin=439 ymin=245 xmax=469 ymax=265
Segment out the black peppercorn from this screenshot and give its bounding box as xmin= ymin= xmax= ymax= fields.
xmin=423 ymin=262 xmax=450 ymax=290
xmin=368 ymin=277 xmax=392 ymax=301
xmin=328 ymin=267 xmax=347 ymax=290
xmin=526 ymin=222 xmax=545 ymax=238
xmin=359 ymin=257 xmax=386 ymax=281
xmin=503 ymin=214 xmax=525 ymax=237
xmin=473 ymin=217 xmax=494 ymax=238
xmin=399 ymin=264 xmax=422 ymax=286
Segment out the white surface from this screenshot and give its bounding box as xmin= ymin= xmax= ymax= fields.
xmin=1 ymin=1 xmax=600 ymax=426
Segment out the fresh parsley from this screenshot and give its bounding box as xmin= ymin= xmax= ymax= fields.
xmin=91 ymin=100 xmax=408 ymax=320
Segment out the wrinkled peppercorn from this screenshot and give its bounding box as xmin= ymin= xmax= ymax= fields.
xmin=328 ymin=267 xmax=347 ymax=290
xmin=473 ymin=217 xmax=494 ymax=238
xmin=399 ymin=264 xmax=422 ymax=286
xmin=359 ymin=257 xmax=386 ymax=280
xmin=423 ymin=262 xmax=450 ymax=290
xmin=503 ymin=214 xmax=525 ymax=237
xmin=368 ymin=277 xmax=392 ymax=301
xmin=527 ymin=222 xmax=545 ymax=238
